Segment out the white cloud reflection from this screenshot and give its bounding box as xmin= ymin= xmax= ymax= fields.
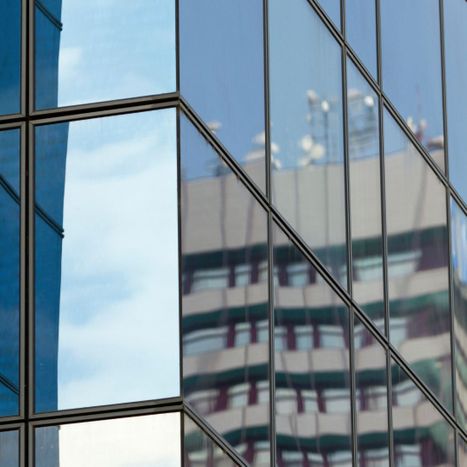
xmin=56 ymin=109 xmax=180 ymax=409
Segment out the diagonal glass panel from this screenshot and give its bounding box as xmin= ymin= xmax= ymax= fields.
xmin=269 ymin=0 xmax=347 ymax=289
xmin=391 ymin=361 xmax=455 ymax=467
xmin=384 ymin=109 xmax=452 ymax=412
xmin=181 ymin=114 xmax=270 ymax=467
xmin=273 ymin=223 xmax=352 ymax=466
xmin=179 ymin=0 xmax=266 ymax=191
xmin=380 ymin=0 xmax=445 ymax=171
xmin=317 ymin=0 xmax=341 ymax=29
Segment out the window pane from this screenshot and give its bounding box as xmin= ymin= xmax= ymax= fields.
xmin=444 ymin=0 xmax=467 ymax=203
xmin=347 ymin=60 xmax=384 ymax=329
xmin=181 ymin=115 xmax=270 ymax=466
xmin=0 ymin=0 xmax=21 ymax=115
xmin=0 ymin=430 xmax=19 ymax=467
xmin=354 ymin=316 xmax=389 ymax=466
xmin=451 ymin=199 xmax=467 ymax=430
xmin=459 ymin=436 xmax=467 ymax=467
xmin=384 ymin=109 xmax=452 ymax=411
xmin=180 ymin=0 xmax=265 ymax=191
xmin=274 ymin=223 xmax=352 ymax=465
xmin=318 ymin=0 xmax=341 ymax=29
xmin=391 ymin=362 xmax=455 ymax=467
xmin=34 ymin=109 xmax=179 ymax=412
xmin=269 ymin=0 xmax=347 ymax=288
xmin=0 ymin=129 xmax=20 ymax=417
xmin=35 ymin=413 xmax=181 ymax=467
xmin=35 ymin=0 xmax=175 ymax=109
xmin=345 ymin=0 xmax=377 ymax=77
xmin=381 ymin=0 xmax=445 ymax=170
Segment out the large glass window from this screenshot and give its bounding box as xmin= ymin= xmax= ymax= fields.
xmin=181 ymin=115 xmax=270 ymax=466
xmin=34 ymin=109 xmax=179 ymax=412
xmin=384 ymin=109 xmax=452 ymax=411
xmin=269 ymin=0 xmax=347 ymax=288
xmin=0 ymin=430 xmax=19 ymax=467
xmin=35 ymin=0 xmax=175 ymax=109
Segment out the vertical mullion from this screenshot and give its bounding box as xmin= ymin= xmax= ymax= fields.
xmin=438 ymin=0 xmax=449 ymax=178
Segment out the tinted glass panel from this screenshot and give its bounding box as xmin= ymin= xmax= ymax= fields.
xmin=459 ymin=436 xmax=467 ymax=467
xmin=384 ymin=110 xmax=452 ymax=411
xmin=345 ymin=0 xmax=377 ymax=77
xmin=0 ymin=430 xmax=19 ymax=467
xmin=347 ymin=60 xmax=384 ymax=329
xmin=184 ymin=415 xmax=236 ymax=466
xmin=451 ymin=199 xmax=467 ymax=429
xmin=0 ymin=0 xmax=21 ymax=115
xmin=354 ymin=316 xmax=389 ymax=466
xmin=35 ymin=413 xmax=181 ymax=467
xmin=381 ymin=0 xmax=445 ymax=170
xmin=318 ymin=0 xmax=341 ymax=29
xmin=273 ymin=223 xmax=352 ymax=465
xmin=180 ymin=0 xmax=265 ymax=191
xmin=35 ymin=110 xmax=179 ymax=412
xmin=181 ymin=115 xmax=270 ymax=466
xmin=0 ymin=129 xmax=20 ymax=417
xmin=391 ymin=361 xmax=455 ymax=467
xmin=444 ymin=0 xmax=467 ymax=203
xmin=35 ymin=0 xmax=175 ymax=109
xmin=270 ymin=0 xmax=347 ymax=288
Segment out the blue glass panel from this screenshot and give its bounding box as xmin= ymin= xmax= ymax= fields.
xmin=444 ymin=0 xmax=467 ymax=203
xmin=180 ymin=0 xmax=266 ymax=191
xmin=0 ymin=0 xmax=21 ymax=115
xmin=381 ymin=0 xmax=445 ymax=170
xmin=0 ymin=430 xmax=19 ymax=467
xmin=269 ymin=0 xmax=347 ymax=288
xmin=35 ymin=110 xmax=179 ymax=412
xmin=384 ymin=109 xmax=452 ymax=411
xmin=181 ymin=114 xmax=270 ymax=466
xmin=35 ymin=0 xmax=175 ymax=109
xmin=318 ymin=0 xmax=341 ymax=28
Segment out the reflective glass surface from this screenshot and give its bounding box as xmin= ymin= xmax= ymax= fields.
xmin=179 ymin=0 xmax=265 ymax=191
xmin=273 ymin=224 xmax=352 ymax=465
xmin=345 ymin=0 xmax=377 ymax=78
xmin=269 ymin=0 xmax=347 ymax=288
xmin=459 ymin=435 xmax=467 ymax=467
xmin=444 ymin=0 xmax=467 ymax=203
xmin=0 ymin=0 xmax=21 ymax=115
xmin=354 ymin=316 xmax=389 ymax=466
xmin=35 ymin=110 xmax=179 ymax=412
xmin=347 ymin=60 xmax=384 ymax=329
xmin=384 ymin=109 xmax=452 ymax=411
xmin=318 ymin=0 xmax=341 ymax=29
xmin=0 ymin=430 xmax=19 ymax=467
xmin=391 ymin=361 xmax=455 ymax=467
xmin=451 ymin=199 xmax=467 ymax=429
xmin=0 ymin=129 xmax=20 ymax=417
xmin=35 ymin=413 xmax=181 ymax=467
xmin=184 ymin=415 xmax=236 ymax=466
xmin=181 ymin=115 xmax=270 ymax=466
xmin=380 ymin=0 xmax=445 ymax=170
xmin=35 ymin=0 xmax=175 ymax=109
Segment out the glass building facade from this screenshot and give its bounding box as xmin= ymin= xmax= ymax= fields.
xmin=0 ymin=0 xmax=466 ymax=465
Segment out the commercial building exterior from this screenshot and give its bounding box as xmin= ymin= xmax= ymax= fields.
xmin=0 ymin=0 xmax=466 ymax=466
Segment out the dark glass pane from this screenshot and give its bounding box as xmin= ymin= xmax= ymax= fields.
xmin=184 ymin=415 xmax=236 ymax=466
xmin=0 ymin=430 xmax=19 ymax=467
xmin=180 ymin=0 xmax=265 ymax=191
xmin=451 ymin=199 xmax=467 ymax=430
xmin=384 ymin=110 xmax=452 ymax=411
xmin=35 ymin=110 xmax=179 ymax=412
xmin=318 ymin=0 xmax=341 ymax=29
xmin=381 ymin=0 xmax=445 ymax=170
xmin=391 ymin=361 xmax=455 ymax=467
xmin=347 ymin=60 xmax=384 ymax=330
xmin=345 ymin=0 xmax=377 ymax=77
xmin=0 ymin=129 xmax=20 ymax=417
xmin=354 ymin=316 xmax=389 ymax=466
xmin=444 ymin=0 xmax=467 ymax=203
xmin=181 ymin=115 xmax=270 ymax=467
xmin=273 ymin=224 xmax=352 ymax=466
xmin=35 ymin=0 xmax=175 ymax=109
xmin=0 ymin=0 xmax=21 ymax=115
xmin=269 ymin=0 xmax=347 ymax=288
xmin=35 ymin=413 xmax=181 ymax=467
